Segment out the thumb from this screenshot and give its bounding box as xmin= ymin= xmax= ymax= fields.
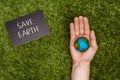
xmin=90 ymin=30 xmax=98 ymax=52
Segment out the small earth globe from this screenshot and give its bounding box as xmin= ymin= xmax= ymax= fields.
xmin=74 ymin=37 xmax=90 ymax=52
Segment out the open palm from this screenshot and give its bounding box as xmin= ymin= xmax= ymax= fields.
xmin=70 ymin=16 xmax=98 ymax=64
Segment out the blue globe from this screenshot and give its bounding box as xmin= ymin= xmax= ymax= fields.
xmin=74 ymin=37 xmax=90 ymax=52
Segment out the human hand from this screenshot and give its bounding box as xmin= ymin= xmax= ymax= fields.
xmin=70 ymin=16 xmax=98 ymax=65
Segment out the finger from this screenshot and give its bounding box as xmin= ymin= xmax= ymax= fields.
xmin=90 ymin=30 xmax=98 ymax=50
xmin=70 ymin=23 xmax=75 ymax=40
xmin=74 ymin=17 xmax=79 ymax=35
xmin=84 ymin=17 xmax=90 ymax=37
xmin=79 ymin=16 xmax=84 ymax=35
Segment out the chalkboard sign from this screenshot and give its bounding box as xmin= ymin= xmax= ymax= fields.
xmin=5 ymin=10 xmax=50 ymax=47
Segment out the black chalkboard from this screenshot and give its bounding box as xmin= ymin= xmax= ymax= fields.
xmin=5 ymin=10 xmax=50 ymax=47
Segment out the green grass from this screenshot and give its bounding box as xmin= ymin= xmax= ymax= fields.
xmin=0 ymin=0 xmax=120 ymax=80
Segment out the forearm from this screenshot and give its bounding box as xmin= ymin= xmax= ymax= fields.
xmin=71 ymin=62 xmax=90 ymax=80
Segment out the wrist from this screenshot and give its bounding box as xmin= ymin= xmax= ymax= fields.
xmin=73 ymin=61 xmax=90 ymax=68
xmin=71 ymin=61 xmax=90 ymax=80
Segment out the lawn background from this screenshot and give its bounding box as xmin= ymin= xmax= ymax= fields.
xmin=0 ymin=0 xmax=120 ymax=80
